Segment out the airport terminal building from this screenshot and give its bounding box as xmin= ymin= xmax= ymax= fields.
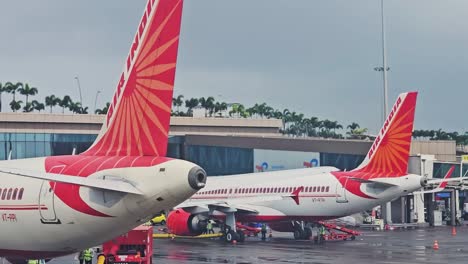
xmin=1 ymin=112 xmax=467 ymax=225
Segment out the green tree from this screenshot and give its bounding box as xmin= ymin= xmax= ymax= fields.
xmin=58 ymin=95 xmax=72 ymax=113
xmin=18 ymin=83 xmax=38 ymax=105
xmin=5 ymin=82 xmax=23 ymax=103
xmin=172 ymin=95 xmax=184 ymax=113
xmin=0 ymin=82 xmax=7 ymax=112
xmin=68 ymin=101 xmax=82 ymax=114
xmin=45 ymin=95 xmax=60 ymax=113
xmin=184 ymin=98 xmax=199 ymax=116
xmin=10 ymin=100 xmax=22 ymax=112
xmin=95 ymin=102 xmax=110 ymax=114
xmin=32 ymin=100 xmax=45 ymax=112
xmin=23 ymin=102 xmax=34 ymax=112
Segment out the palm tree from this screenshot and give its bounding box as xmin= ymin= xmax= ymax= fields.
xmin=23 ymin=102 xmax=34 ymax=112
xmin=205 ymin=97 xmax=215 ymax=117
xmin=172 ymin=95 xmax=184 ymax=113
xmin=95 ymin=102 xmax=110 ymax=114
xmin=184 ymin=98 xmax=199 ymax=116
xmin=0 ymin=82 xmax=6 ymax=112
xmin=68 ymin=101 xmax=82 ymax=114
xmin=32 ymin=100 xmax=45 ymax=112
xmin=5 ymin=82 xmax=23 ymax=103
xmin=79 ymin=106 xmax=89 ymax=114
xmin=10 ymin=100 xmax=22 ymax=112
xmin=18 ymin=83 xmax=38 ymax=105
xmin=347 ymin=122 xmax=360 ymax=132
xmin=214 ymin=102 xmax=228 ymax=117
xmin=45 ymin=95 xmax=60 ymax=113
xmin=58 ymin=95 xmax=72 ymax=113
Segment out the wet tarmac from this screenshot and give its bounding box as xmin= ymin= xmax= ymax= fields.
xmin=50 ymin=226 xmax=468 ymax=264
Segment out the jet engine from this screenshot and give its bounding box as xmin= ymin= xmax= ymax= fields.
xmin=166 ymin=209 xmax=207 ymax=236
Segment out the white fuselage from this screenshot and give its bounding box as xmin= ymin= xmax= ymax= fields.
xmin=186 ymin=167 xmax=424 ymax=222
xmin=0 ymin=157 xmax=200 ymax=258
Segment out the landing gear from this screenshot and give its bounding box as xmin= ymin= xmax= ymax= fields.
xmin=225 ymin=229 xmax=239 ymax=243
xmin=237 ymin=230 xmax=245 ymax=242
xmin=292 ymin=221 xmax=312 ymax=240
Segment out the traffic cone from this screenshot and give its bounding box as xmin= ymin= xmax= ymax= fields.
xmin=269 ymin=230 xmax=273 ymax=238
xmin=452 ymin=226 xmax=457 ymax=236
xmin=433 ymin=240 xmax=439 ymax=250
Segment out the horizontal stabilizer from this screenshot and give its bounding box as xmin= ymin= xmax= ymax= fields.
xmin=0 ymin=167 xmax=143 ymax=195
xmin=349 ymin=177 xmax=398 ymax=187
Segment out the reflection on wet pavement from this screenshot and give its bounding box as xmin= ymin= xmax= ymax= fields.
xmin=49 ymin=226 xmax=468 ymax=264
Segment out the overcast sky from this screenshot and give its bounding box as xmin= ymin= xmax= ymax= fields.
xmin=0 ymin=0 xmax=467 ymax=133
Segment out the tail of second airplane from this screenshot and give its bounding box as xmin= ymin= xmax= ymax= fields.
xmin=352 ymin=92 xmax=418 ymax=178
xmin=83 ymin=0 xmax=184 ymax=157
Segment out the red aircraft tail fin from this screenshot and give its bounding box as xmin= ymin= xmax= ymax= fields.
xmin=84 ymin=0 xmax=184 ymax=157
xmin=352 ymin=92 xmax=418 ymax=178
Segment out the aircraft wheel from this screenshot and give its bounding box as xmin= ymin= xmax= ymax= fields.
xmin=304 ymin=227 xmax=312 ymax=240
xmin=225 ymin=230 xmax=239 ymax=243
xmin=293 ymin=230 xmax=303 ymax=240
xmin=237 ymin=230 xmax=246 ymax=242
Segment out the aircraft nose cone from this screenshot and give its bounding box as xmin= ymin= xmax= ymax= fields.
xmin=188 ymin=166 xmax=207 ymax=190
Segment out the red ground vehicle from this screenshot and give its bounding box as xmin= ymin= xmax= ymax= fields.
xmin=101 ymin=225 xmax=153 ymax=264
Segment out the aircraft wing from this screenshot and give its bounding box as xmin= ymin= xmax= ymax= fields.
xmin=177 ymin=187 xmax=305 ymax=215
xmin=0 ymin=167 xmax=143 ymax=195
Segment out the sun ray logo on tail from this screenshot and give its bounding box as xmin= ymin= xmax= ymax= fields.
xmin=84 ymin=0 xmax=184 ymax=157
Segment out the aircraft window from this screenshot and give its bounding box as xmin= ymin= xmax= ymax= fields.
xmin=12 ymin=188 xmax=18 ymax=200
xmin=7 ymin=188 xmax=12 ymax=200
xmin=18 ymin=188 xmax=24 ymax=200
xmin=313 ymin=186 xmax=316 ymax=192
xmin=249 ymin=188 xmax=252 ymax=194
xmin=281 ymin=187 xmax=285 ymax=192
xmin=274 ymin=188 xmax=278 ymax=193
xmin=229 ymin=189 xmax=232 ymax=194
xmin=326 ymin=186 xmax=330 ymax=192
xmin=256 ymin=188 xmax=260 ymax=193
xmin=0 ymin=189 xmax=2 ymax=198
xmin=1 ymin=189 xmax=6 ymax=200
xmin=321 ymin=186 xmax=325 ymax=192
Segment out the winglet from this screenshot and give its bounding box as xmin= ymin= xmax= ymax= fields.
xmin=290 ymin=186 xmax=304 ymax=205
xmin=438 ymin=165 xmax=455 ymax=189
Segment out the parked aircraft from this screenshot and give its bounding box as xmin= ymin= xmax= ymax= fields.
xmin=166 ymin=92 xmax=463 ymax=242
xmin=0 ymin=0 xmax=206 ymax=261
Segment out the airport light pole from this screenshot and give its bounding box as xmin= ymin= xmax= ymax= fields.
xmin=74 ymin=76 xmax=83 ymax=107
xmin=375 ymin=0 xmax=392 ymax=225
xmin=94 ymin=90 xmax=102 ymax=114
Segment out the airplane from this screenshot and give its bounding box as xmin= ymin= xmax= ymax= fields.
xmin=165 ymin=91 xmax=464 ymax=242
xmin=413 ymin=165 xmax=455 ymax=194
xmin=0 ymin=0 xmax=207 ymax=262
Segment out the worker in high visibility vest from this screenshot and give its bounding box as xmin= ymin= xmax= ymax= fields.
xmin=206 ymin=221 xmax=214 ymax=234
xmin=79 ymin=248 xmax=94 ymax=264
xmin=27 ymin=260 xmax=39 ymax=264
xmin=318 ymin=225 xmax=326 ymax=244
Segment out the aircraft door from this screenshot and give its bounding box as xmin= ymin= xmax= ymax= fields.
xmin=38 ymin=165 xmax=64 ymax=224
xmin=336 ymin=178 xmax=349 ymax=203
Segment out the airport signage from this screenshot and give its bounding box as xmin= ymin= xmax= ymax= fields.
xmin=254 ymin=149 xmax=320 ymax=172
xmin=462 ymin=155 xmax=468 ymax=163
